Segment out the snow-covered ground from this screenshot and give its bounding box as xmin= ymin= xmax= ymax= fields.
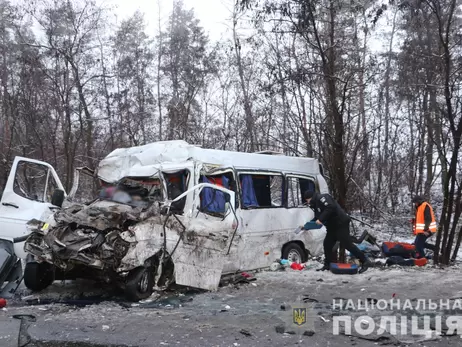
xmin=4 ymin=263 xmax=462 ymax=346
xmin=2 ymin=216 xmax=461 ymax=346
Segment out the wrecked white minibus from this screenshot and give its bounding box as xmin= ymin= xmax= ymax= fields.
xmin=1 ymin=140 xmax=329 ymax=300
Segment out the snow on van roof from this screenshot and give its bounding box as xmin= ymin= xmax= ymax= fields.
xmin=97 ymin=140 xmax=320 ymax=182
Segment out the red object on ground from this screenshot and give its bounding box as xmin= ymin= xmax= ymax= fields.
xmin=290 ymin=263 xmax=305 ymax=270
xmin=0 ymin=298 xmax=7 ymax=308
xmin=382 ymin=241 xmax=415 ymax=251
xmin=334 ymin=263 xmax=356 ymax=269
xmin=414 ymin=258 xmax=428 ymax=266
xmin=329 ymin=263 xmax=359 ymax=275
xmin=241 ymin=272 xmax=251 ymax=278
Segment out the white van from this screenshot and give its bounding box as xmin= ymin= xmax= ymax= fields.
xmin=2 ymin=140 xmax=329 ymax=300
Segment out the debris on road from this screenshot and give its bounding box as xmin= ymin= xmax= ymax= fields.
xmin=275 ymin=324 xmax=285 ymax=334
xmin=302 ymin=296 xmax=318 ymax=303
xmin=330 ymin=263 xmax=359 ymax=274
xmin=219 ymin=272 xmax=257 ymax=287
xmin=13 ymin=314 xmax=36 ymax=347
xmin=239 ymin=328 xmax=252 ymax=336
xmin=271 ymin=258 xmax=319 ymax=272
xmin=24 ymin=296 xmax=126 ymax=308
xmin=134 ymin=294 xmax=194 ymax=309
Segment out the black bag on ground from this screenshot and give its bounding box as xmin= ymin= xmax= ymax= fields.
xmin=386 ymin=256 xmax=415 ymax=266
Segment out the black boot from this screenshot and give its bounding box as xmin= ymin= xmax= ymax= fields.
xmin=316 ymin=264 xmax=330 ymax=271
xmin=359 ymin=259 xmax=373 ymax=274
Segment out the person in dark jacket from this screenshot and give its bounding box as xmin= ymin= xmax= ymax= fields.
xmin=412 ymin=195 xmax=437 ymax=258
xmin=303 ymin=191 xmax=372 ymax=273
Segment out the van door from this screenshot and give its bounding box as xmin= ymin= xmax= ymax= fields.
xmin=285 ymin=174 xmax=325 ymax=257
xmin=236 ymin=172 xmax=318 ymax=270
xmin=169 ymin=183 xmax=238 ymax=290
xmin=0 ymin=157 xmax=65 ymax=257
xmin=196 ymin=167 xmax=240 ymax=273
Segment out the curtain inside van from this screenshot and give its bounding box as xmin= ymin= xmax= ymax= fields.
xmin=299 ymin=179 xmax=316 ymax=198
xmin=200 ymin=175 xmax=229 ymax=213
xmin=240 ymin=175 xmax=259 ymax=208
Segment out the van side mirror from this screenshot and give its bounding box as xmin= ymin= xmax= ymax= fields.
xmin=51 ymin=189 xmax=65 ymax=207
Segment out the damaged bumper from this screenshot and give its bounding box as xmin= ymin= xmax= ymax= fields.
xmin=24 ymin=201 xmax=159 ymax=274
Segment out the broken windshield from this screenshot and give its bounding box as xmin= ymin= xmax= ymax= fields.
xmin=98 ymin=177 xmax=163 ymax=208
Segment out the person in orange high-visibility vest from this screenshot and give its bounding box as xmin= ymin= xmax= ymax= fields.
xmin=412 ymin=195 xmax=437 ymax=258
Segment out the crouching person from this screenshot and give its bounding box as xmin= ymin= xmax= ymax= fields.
xmin=303 ymin=191 xmax=372 ymax=273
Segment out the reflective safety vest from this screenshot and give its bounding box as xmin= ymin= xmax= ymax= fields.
xmin=414 ymin=202 xmax=437 ymax=234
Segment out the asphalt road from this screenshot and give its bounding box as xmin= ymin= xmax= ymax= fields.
xmin=2 ymin=263 xmax=462 ymax=347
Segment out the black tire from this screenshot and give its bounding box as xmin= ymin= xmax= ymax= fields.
xmin=24 ymin=262 xmax=55 ymax=291
xmin=282 ymin=243 xmax=308 ymax=263
xmin=125 ymin=267 xmax=154 ymax=302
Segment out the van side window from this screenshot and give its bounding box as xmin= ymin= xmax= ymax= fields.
xmin=239 ymin=173 xmax=284 ymax=208
xmin=164 ymin=170 xmax=189 ymax=214
xmin=199 ymin=172 xmax=237 ymax=216
xmin=199 ymin=176 xmax=230 ymax=217
xmin=287 ymin=176 xmax=316 ymax=208
xmin=13 ymin=161 xmax=58 ymax=203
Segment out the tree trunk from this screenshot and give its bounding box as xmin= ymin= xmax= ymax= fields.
xmin=233 ymin=5 xmax=255 ymax=152
xmin=157 ymin=0 xmax=163 ymax=140
xmin=424 ymin=88 xmax=436 ymax=197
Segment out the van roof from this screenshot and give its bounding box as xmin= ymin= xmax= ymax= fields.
xmin=97 ymin=140 xmax=321 ymax=182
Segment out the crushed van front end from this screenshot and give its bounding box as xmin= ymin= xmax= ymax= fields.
xmin=23 ymin=200 xmax=179 ymax=298
xmin=23 ymin=184 xmax=236 ymax=300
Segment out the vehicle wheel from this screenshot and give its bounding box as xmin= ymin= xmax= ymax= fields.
xmin=282 ymin=243 xmax=307 ymax=263
xmin=125 ymin=267 xmax=154 ymax=302
xmin=24 ymin=262 xmax=55 ymax=291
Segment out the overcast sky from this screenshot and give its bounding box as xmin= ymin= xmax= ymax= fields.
xmin=100 ymin=0 xmax=392 ymax=52
xmin=103 ymin=0 xmax=234 ymax=40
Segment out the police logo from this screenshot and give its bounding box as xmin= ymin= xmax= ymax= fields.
xmin=279 ymin=299 xmax=315 ymax=335
xmin=293 ymin=308 xmax=307 ymax=326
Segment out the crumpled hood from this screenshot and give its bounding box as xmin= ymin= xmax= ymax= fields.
xmin=53 ymin=200 xmax=149 ymax=230
xmin=25 ymin=200 xmax=160 ymax=270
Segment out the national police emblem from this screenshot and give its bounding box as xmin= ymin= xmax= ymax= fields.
xmin=293 ymin=307 xmax=307 ymax=326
